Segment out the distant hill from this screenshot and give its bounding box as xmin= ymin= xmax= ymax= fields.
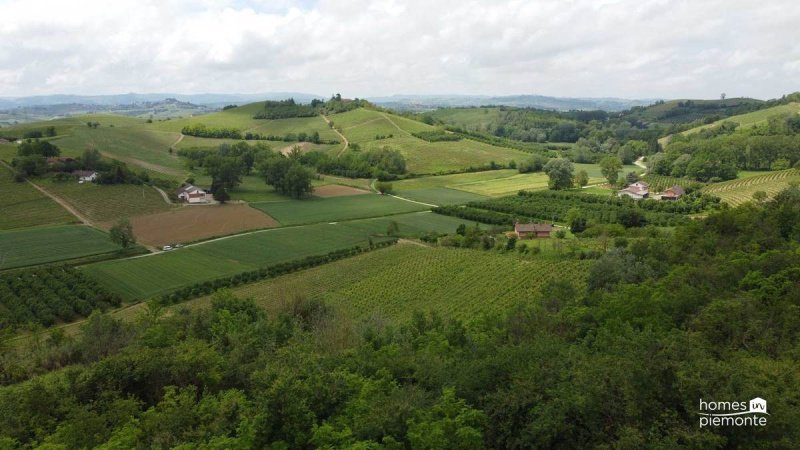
xmin=370 ymin=94 xmax=655 ymax=112
xmin=0 ymin=92 xmax=323 ymax=109
xmin=622 ymin=97 xmax=765 ymax=125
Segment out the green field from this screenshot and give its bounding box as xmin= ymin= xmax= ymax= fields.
xmin=184 ymin=244 xmax=592 ymax=323
xmin=333 ymin=108 xmax=530 ymax=174
xmin=0 ymin=167 xmax=76 ymax=230
xmin=250 ymin=194 xmax=428 ymax=225
xmin=83 ymin=211 xmax=475 ymax=300
xmin=701 ymin=169 xmax=800 ymax=205
xmin=0 ymin=225 xmax=120 ymax=269
xmin=41 ymin=179 xmax=173 ymax=224
xmin=396 ymin=188 xmax=487 ymax=205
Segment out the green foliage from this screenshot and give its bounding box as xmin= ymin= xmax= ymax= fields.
xmin=109 ymin=219 xmax=136 ymax=249
xmin=0 ymin=265 xmax=121 ymax=328
xmin=543 ymin=158 xmax=574 ymax=190
xmin=181 ymin=123 xmax=243 ymax=139
xmin=410 ymin=130 xmax=462 ymax=142
xmin=599 ymin=155 xmax=623 ymax=184
xmin=16 ymin=139 xmax=60 ymax=157
xmin=374 ymin=181 xmax=393 ymax=194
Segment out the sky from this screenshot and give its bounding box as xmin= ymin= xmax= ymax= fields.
xmin=0 ymin=0 xmax=798 ymax=100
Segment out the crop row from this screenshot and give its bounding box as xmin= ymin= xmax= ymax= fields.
xmin=157 ymin=240 xmax=398 ymax=305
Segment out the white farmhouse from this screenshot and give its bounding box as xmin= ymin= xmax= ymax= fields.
xmin=176 ymin=184 xmax=209 ymax=203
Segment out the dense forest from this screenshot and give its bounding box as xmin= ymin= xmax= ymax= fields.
xmin=0 ymin=186 xmax=797 ymax=448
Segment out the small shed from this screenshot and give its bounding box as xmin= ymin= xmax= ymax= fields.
xmin=514 ymin=223 xmax=553 ymax=239
xmin=661 ymin=185 xmax=685 ymax=201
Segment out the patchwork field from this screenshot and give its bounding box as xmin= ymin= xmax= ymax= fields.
xmin=333 ymin=108 xmax=530 ymax=173
xmin=0 ymin=225 xmax=120 ymax=270
xmin=83 ymin=211 xmax=475 ymax=300
xmin=129 ymin=204 xmax=279 ymax=246
xmin=186 ymin=244 xmax=593 ymax=323
xmin=41 ymin=180 xmax=173 ymax=225
xmin=0 ymin=166 xmax=76 ymax=230
xmin=250 ymin=194 xmax=428 ymax=225
xmin=701 ymin=169 xmax=800 ymax=205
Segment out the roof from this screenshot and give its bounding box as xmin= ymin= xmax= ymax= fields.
xmin=515 ymin=223 xmax=554 ymax=233
xmin=0 ymin=138 xmax=9 ymax=144
xmin=663 ymin=185 xmax=685 ymax=195
xmin=176 ymin=184 xmax=204 ymax=195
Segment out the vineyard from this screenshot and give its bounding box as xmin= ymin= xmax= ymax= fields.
xmin=191 ymin=244 xmax=593 ymax=323
xmin=641 ymin=174 xmax=694 ymax=192
xmin=0 ymin=265 xmax=122 ymax=328
xmin=435 ymin=190 xmax=721 ymax=227
xmin=0 ymin=225 xmax=121 ymax=270
xmin=701 ymin=169 xmax=800 ymax=205
xmin=0 ymin=166 xmax=76 ymax=230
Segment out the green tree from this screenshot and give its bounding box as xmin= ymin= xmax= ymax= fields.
xmin=600 ymin=156 xmax=623 ymax=185
xmin=109 ymin=219 xmax=136 ymax=249
xmin=407 ymin=388 xmax=486 ymax=450
xmin=281 ymin=163 xmax=314 ymax=199
xmin=625 ymin=171 xmax=639 ymax=185
xmin=387 ymin=221 xmax=399 ymax=236
xmin=375 ymin=181 xmax=393 ymax=194
xmin=215 ymin=187 xmax=231 ymax=204
xmin=543 ymin=159 xmax=574 ymax=190
xmin=575 ymin=170 xmax=589 ymax=187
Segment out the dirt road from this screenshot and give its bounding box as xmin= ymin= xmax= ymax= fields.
xmin=321 ymin=114 xmax=349 ymax=157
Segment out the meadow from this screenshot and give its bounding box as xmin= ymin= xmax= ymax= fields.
xmin=394 ymin=188 xmax=486 ymax=206
xmin=41 ymin=179 xmax=173 ymax=225
xmin=184 ymin=244 xmax=592 ymax=323
xmin=0 ymin=167 xmax=75 ymax=230
xmin=427 ymin=107 xmax=504 ymax=131
xmin=0 ymin=225 xmax=120 ymax=270
xmin=701 ymin=169 xmax=800 ymax=205
xmin=250 ymin=193 xmax=428 ymax=225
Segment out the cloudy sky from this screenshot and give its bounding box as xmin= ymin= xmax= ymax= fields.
xmin=1 ymin=0 xmax=798 ymax=100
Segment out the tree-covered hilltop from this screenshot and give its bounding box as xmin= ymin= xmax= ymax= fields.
xmin=253 ymin=95 xmax=371 ymax=119
xmin=1 ymin=186 xmax=798 ymax=448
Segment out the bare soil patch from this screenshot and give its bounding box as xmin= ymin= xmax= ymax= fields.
xmin=313 ymin=184 xmax=371 ymax=198
xmin=278 ymin=142 xmax=315 ymax=155
xmin=130 ymin=203 xmax=279 ymax=246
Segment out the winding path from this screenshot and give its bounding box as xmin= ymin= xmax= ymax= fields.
xmin=321 ymin=114 xmax=349 ymax=157
xmin=634 ymin=156 xmax=647 ymax=175
xmin=0 ymin=161 xmax=91 ymax=226
xmin=380 ymin=113 xmax=412 ymax=136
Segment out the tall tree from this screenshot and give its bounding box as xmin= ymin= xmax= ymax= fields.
xmin=109 ymin=219 xmax=136 ymax=249
xmin=543 ymin=159 xmax=574 ymax=190
xmin=599 ymin=156 xmax=623 ymax=185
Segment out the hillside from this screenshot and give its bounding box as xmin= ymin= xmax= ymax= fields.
xmin=623 ymin=97 xmax=765 ymax=125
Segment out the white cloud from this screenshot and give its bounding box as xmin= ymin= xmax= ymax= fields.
xmin=0 ymin=0 xmax=798 ymax=99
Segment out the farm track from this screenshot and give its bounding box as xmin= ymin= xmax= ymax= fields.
xmin=369 ymin=178 xmax=440 ymax=207
xmin=0 ymin=160 xmax=91 ymax=226
xmin=321 ymin=114 xmax=349 ymax=157
xmin=152 ymin=186 xmax=172 ymax=204
xmin=98 ymin=151 xmax=183 ymax=177
xmin=381 ymin=113 xmax=412 ymax=136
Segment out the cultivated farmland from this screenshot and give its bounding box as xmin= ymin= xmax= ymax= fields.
xmin=250 ymin=194 xmax=428 ymax=225
xmin=41 ymin=180 xmax=173 ymax=225
xmin=0 ymin=225 xmax=120 ymax=270
xmin=129 ymin=204 xmax=280 ymax=246
xmin=701 ymin=169 xmax=800 ymax=205
xmin=188 ymin=244 xmax=592 ymax=323
xmin=0 ymin=166 xmax=76 ymax=230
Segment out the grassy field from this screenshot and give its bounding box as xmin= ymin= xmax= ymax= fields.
xmin=185 ymin=244 xmax=593 ymax=324
xmin=250 ymin=194 xmax=428 ymax=225
xmin=391 ymin=163 xmax=639 ymax=199
xmin=0 ymin=167 xmax=76 ymax=230
xmin=701 ymin=169 xmax=800 ymax=205
xmin=0 ymin=225 xmax=120 ymax=270
xmin=395 ymin=188 xmax=487 ymax=205
xmin=333 ymin=108 xmax=530 ymax=174
xmin=41 ymin=179 xmax=173 ymax=225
